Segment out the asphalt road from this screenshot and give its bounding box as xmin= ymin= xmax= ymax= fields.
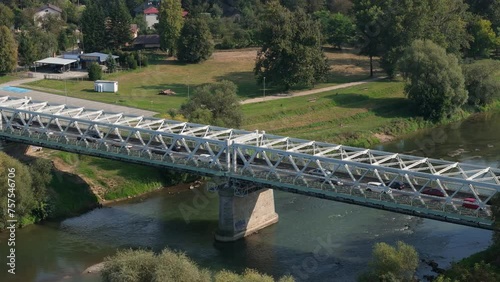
xmin=0 ymin=75 xmax=157 ymax=117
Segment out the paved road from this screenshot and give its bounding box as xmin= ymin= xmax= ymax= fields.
xmin=240 ymin=76 xmax=386 ymax=104
xmin=0 ymin=74 xmax=157 ymax=117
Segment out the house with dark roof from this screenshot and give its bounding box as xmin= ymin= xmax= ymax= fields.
xmin=133 ymin=35 xmax=160 ymax=49
xmin=34 ymin=4 xmax=62 ymax=26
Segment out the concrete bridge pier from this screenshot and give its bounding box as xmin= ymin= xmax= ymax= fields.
xmin=215 ymin=187 xmax=279 ymax=242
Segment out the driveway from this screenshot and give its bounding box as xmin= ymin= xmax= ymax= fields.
xmin=0 ymin=74 xmax=157 ymax=117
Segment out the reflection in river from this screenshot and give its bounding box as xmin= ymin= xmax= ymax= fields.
xmin=1 ymin=111 xmax=499 ymax=282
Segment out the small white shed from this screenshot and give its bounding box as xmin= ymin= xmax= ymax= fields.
xmin=94 ymin=80 xmax=118 ymax=93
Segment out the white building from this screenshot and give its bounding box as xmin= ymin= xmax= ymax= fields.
xmin=94 ymin=80 xmax=118 ymax=93
xmin=144 ymin=7 xmax=159 ymax=29
xmin=34 ymin=4 xmax=62 ymax=26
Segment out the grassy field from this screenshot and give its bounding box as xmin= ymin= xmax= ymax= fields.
xmin=0 ymin=74 xmax=17 ymax=84
xmin=241 ymin=79 xmax=421 ymax=146
xmin=23 ymin=48 xmax=376 ymax=113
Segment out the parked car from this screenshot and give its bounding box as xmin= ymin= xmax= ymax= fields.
xmin=385 ymin=181 xmax=406 ymax=190
xmin=421 ymin=188 xmax=445 ymax=197
xmin=366 ymin=182 xmax=392 ymax=194
xmin=462 ymin=198 xmax=481 ymax=210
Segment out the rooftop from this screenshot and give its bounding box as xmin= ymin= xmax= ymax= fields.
xmin=35 ymin=57 xmax=77 ymax=65
xmin=37 ymin=4 xmax=62 ymax=13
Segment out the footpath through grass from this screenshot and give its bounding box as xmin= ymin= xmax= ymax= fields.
xmin=22 ymin=49 xmax=375 ymax=113
xmin=242 ymin=79 xmax=431 ymax=147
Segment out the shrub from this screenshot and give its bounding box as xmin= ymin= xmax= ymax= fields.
xmin=88 ymin=62 xmax=103 ymax=81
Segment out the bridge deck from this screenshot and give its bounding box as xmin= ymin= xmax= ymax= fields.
xmin=0 ymin=96 xmax=498 ymax=230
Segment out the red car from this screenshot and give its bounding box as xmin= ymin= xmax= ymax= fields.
xmin=421 ymin=188 xmax=445 ymax=197
xmin=462 ymin=198 xmax=480 ymax=210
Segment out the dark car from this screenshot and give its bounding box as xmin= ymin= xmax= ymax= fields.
xmin=236 ymin=154 xmax=251 ymax=165
xmin=421 ymin=188 xmax=445 ymax=197
xmin=77 ymin=131 xmax=102 ymax=142
xmin=385 ymin=181 xmax=406 ymax=190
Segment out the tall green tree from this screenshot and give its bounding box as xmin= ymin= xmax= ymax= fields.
xmin=177 ymin=17 xmax=214 ymax=63
xmin=399 ymin=40 xmax=468 ymax=121
xmin=314 ymin=11 xmax=354 ymax=48
xmin=0 ymin=3 xmax=15 ymax=28
xmin=359 ymin=241 xmax=419 ymax=282
xmin=17 ymin=31 xmax=38 ymax=67
xmin=107 ymin=0 xmax=133 ymax=50
xmin=255 ymin=2 xmax=329 ymax=91
xmin=158 ymin=0 xmax=184 ymax=56
xmin=463 ymin=60 xmax=500 ymax=106
xmin=0 ymin=25 xmax=17 ymax=74
xmin=467 ymin=18 xmax=497 ymax=58
xmin=353 ymin=0 xmax=384 ymax=77
xmin=179 ymin=80 xmax=243 ymax=127
xmin=81 ymin=1 xmax=107 ymax=52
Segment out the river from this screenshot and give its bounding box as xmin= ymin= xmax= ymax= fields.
xmin=1 ymin=111 xmax=499 ymax=282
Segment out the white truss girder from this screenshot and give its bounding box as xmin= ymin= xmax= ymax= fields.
xmin=1 ymin=96 xmax=499 ymax=229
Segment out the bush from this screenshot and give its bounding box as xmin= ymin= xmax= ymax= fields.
xmin=398 ymin=40 xmax=467 ymax=120
xmin=88 ymin=62 xmax=103 ymax=81
xmin=101 ymin=249 xmax=156 ymax=282
xmin=126 ymin=54 xmax=137 ymax=69
xmin=463 ymin=60 xmax=500 ymax=106
xmin=102 ymin=248 xmax=295 ymax=282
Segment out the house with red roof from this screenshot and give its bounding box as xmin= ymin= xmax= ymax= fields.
xmin=144 ymin=6 xmax=159 ymax=29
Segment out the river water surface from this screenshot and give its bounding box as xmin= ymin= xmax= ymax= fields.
xmin=1 ymin=112 xmax=499 ymax=282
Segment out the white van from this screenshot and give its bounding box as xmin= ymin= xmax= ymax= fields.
xmin=197 ymin=154 xmax=215 ymax=164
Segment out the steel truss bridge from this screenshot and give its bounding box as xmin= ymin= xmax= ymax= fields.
xmin=0 ymin=96 xmax=498 ymax=230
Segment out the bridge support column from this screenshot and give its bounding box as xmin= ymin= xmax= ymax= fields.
xmin=215 ymin=188 xmax=279 ymax=242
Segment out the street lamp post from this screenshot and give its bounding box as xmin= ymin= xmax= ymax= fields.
xmin=263 ymin=76 xmax=266 ymax=98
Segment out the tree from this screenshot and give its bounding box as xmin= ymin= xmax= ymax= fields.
xmin=81 ymin=1 xmax=107 ymax=52
xmin=314 ymin=11 xmax=354 ymax=48
xmin=0 ymin=152 xmax=34 ymax=230
xmin=0 ymin=3 xmax=14 ymax=28
xmin=0 ymin=25 xmax=17 ymax=74
xmin=399 ymin=40 xmax=467 ymax=120
xmin=106 ymin=53 xmax=117 ymax=73
xmin=180 ymin=80 xmax=243 ymax=127
xmin=29 ymin=159 xmax=53 ymax=220
xmin=359 ymin=241 xmax=419 ymax=281
xmin=158 ymin=0 xmax=184 ymax=56
xmin=463 ymin=60 xmax=500 ymax=106
xmin=177 ymin=17 xmax=214 ymax=63
xmin=88 ymin=62 xmax=103 ymax=81
xmin=468 ymin=18 xmax=497 ymax=58
xmin=107 ymin=0 xmax=133 ymax=50
xmin=326 ymin=0 xmax=353 ymax=14
xmin=17 ymin=31 xmax=37 ymax=67
xmin=255 ymin=2 xmax=329 ymax=91
xmin=352 ymin=0 xmax=384 ymax=77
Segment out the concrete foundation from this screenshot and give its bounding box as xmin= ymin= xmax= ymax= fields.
xmin=215 ymin=188 xmax=279 ymax=242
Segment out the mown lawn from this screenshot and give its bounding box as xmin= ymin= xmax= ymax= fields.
xmin=0 ymin=74 xmax=18 ymax=84
xmin=242 ymin=79 xmax=415 ymax=145
xmin=22 ymin=49 xmax=376 ymax=113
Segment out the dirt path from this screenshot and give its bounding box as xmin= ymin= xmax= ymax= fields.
xmin=240 ymin=76 xmax=386 ymax=105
